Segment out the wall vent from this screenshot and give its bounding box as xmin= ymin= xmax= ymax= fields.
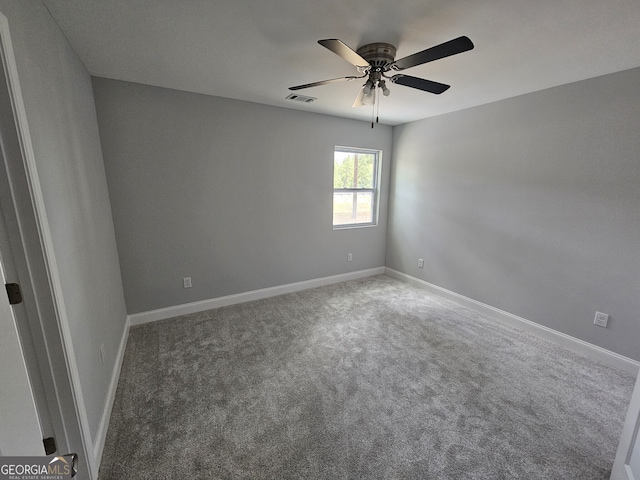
xmin=285 ymin=93 xmax=316 ymax=103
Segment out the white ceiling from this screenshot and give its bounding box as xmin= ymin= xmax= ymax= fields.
xmin=42 ymin=0 xmax=640 ymax=126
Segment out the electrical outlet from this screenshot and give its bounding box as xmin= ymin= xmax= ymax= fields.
xmin=418 ymin=258 xmax=424 ymax=269
xmin=594 ymin=311 xmax=609 ymax=328
xmin=347 ymin=253 xmax=353 ymax=262
xmin=183 ymin=277 xmax=192 ymax=288
xmin=100 ymin=344 xmax=106 ymax=365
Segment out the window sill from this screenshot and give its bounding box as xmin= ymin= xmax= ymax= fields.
xmin=333 ymin=223 xmax=378 ymax=230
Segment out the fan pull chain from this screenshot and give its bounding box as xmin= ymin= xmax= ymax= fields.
xmin=376 ymin=88 xmax=380 ymax=125
xmin=371 ymin=88 xmax=376 ymax=128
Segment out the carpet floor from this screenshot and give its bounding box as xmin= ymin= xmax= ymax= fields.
xmin=98 ymin=275 xmax=635 ymax=479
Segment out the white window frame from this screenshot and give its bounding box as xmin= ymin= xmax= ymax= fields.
xmin=332 ymin=146 xmax=381 ymax=230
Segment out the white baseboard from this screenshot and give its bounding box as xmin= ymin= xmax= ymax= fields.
xmin=92 ymin=315 xmax=130 ymax=466
xmin=385 ymin=268 xmax=640 ymax=375
xmin=128 ymin=267 xmax=386 ymax=326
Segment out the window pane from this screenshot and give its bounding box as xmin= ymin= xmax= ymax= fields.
xmin=333 ymin=192 xmax=373 ymax=225
xmin=333 ymin=146 xmax=380 ymax=228
xmin=334 ymin=152 xmax=375 ymax=189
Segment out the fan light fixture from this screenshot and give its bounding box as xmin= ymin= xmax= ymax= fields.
xmin=379 ymin=80 xmax=390 ymax=97
xmin=362 ymin=89 xmax=374 ymax=105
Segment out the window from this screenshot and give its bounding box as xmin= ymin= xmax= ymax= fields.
xmin=333 ymin=146 xmax=380 ymax=228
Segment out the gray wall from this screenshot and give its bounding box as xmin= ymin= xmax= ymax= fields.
xmin=387 ymin=67 xmax=640 ymax=361
xmin=0 ymin=0 xmax=128 ymax=443
xmin=92 ymin=78 xmax=392 ymax=314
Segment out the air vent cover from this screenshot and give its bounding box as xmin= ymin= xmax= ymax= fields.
xmin=285 ymin=93 xmax=316 ymax=103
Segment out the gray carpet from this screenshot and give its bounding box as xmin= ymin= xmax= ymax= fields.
xmin=98 ymin=275 xmax=635 ymax=479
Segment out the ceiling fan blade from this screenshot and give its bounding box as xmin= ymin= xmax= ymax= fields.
xmin=318 ymin=39 xmax=370 ymax=68
xmin=289 ymin=75 xmax=362 ymax=91
xmin=390 ymin=74 xmax=450 ymax=94
xmin=391 ymin=36 xmax=474 ymax=71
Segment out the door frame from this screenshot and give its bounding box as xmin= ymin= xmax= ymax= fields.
xmin=0 ymin=10 xmax=95 ymax=479
xmin=611 ymin=370 xmax=640 ymax=480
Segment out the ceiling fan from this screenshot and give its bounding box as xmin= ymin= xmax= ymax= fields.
xmin=289 ymin=36 xmax=474 ymax=125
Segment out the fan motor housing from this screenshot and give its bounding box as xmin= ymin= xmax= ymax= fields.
xmin=356 ymin=43 xmax=396 ymax=68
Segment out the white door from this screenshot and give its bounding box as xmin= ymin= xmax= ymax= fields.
xmin=0 ymin=220 xmax=43 ymax=456
xmin=611 ymin=370 xmax=640 ymax=479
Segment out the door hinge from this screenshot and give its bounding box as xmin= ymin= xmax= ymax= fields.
xmin=5 ymin=283 xmax=22 ymax=305
xmin=43 ymin=436 xmax=56 ymax=455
